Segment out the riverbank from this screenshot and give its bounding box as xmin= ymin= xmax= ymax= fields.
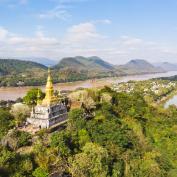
xmin=1 ymin=71 xmax=177 ymax=101
xmin=0 ymin=78 xmax=109 ymax=101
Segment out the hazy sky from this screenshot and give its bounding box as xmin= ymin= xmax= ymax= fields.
xmin=0 ymin=0 xmax=177 ymax=64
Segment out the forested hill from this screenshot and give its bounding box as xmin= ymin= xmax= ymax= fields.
xmin=54 ymin=56 xmax=115 ymax=71
xmin=0 ymin=59 xmax=47 ymax=75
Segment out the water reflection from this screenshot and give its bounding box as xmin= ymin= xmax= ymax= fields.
xmin=164 ymin=95 xmax=177 ymax=108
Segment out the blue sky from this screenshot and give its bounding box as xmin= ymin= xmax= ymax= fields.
xmin=0 ymin=0 xmax=177 ymax=64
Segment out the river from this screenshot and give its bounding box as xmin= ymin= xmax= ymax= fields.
xmin=1 ymin=71 xmax=177 ymax=101
xmin=164 ymin=95 xmax=177 ymax=108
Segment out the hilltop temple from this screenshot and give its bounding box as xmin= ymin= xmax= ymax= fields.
xmin=27 ymin=68 xmax=68 ymax=129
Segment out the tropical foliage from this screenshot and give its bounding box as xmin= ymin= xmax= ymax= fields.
xmin=0 ymin=80 xmax=177 ymax=177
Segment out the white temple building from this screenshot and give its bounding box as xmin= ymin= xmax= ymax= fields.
xmin=27 ymin=68 xmax=68 ymax=129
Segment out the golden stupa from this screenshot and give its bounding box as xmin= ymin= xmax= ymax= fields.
xmin=42 ymin=68 xmax=59 ymax=106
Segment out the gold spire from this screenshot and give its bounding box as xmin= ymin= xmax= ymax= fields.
xmin=42 ymin=68 xmax=58 ymax=106
xmin=37 ymin=89 xmax=40 ymax=105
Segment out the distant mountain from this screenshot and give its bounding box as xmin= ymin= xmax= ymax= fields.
xmin=116 ymin=59 xmax=164 ymax=75
xmin=54 ymin=56 xmax=115 ymax=71
xmin=54 ymin=57 xmax=166 ymax=79
xmin=19 ymin=57 xmax=58 ymax=67
xmin=153 ymin=62 xmax=177 ymax=71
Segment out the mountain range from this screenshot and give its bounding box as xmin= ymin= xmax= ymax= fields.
xmin=17 ymin=57 xmax=58 ymax=67
xmin=117 ymin=59 xmax=164 ymax=75
xmin=153 ymin=62 xmax=177 ymax=71
xmin=0 ymin=56 xmax=175 ymax=87
xmin=54 ymin=57 xmax=165 ymax=75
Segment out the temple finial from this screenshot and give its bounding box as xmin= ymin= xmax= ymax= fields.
xmin=48 ymin=67 xmax=51 ymax=75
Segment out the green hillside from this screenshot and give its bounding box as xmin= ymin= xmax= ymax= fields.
xmin=54 ymin=56 xmax=115 ymax=71
xmin=0 ymin=79 xmax=177 ymax=176
xmin=0 ymin=59 xmax=47 ymax=87
xmin=55 ymin=57 xmax=86 ymax=70
xmin=53 ymin=56 xmax=117 ymax=82
xmin=0 ymin=59 xmax=47 ymax=75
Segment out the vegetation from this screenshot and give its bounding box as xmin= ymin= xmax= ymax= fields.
xmin=0 ymin=79 xmax=177 ymax=176
xmin=161 ymin=75 xmax=177 ymax=81
xmin=0 ymin=59 xmax=46 ymax=75
xmin=23 ymin=88 xmax=45 ymax=106
xmin=54 ymin=56 xmax=114 ymax=71
xmin=1 ymin=130 xmax=32 ymax=150
xmin=0 ymin=58 xmax=164 ymax=87
xmin=0 ymin=57 xmax=116 ymax=87
xmin=0 ymin=59 xmax=47 ymax=87
xmin=0 ymin=109 xmax=15 ymax=141
xmin=10 ymin=103 xmax=30 ymax=126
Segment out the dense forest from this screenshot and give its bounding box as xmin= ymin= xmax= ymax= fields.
xmin=0 ymin=79 xmax=177 ymax=177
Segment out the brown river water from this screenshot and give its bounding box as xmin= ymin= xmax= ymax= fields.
xmin=1 ymin=71 xmax=177 ymax=101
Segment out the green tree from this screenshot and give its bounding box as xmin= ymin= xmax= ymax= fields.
xmin=32 ymin=167 xmax=49 ymax=177
xmin=0 ymin=109 xmax=14 ymax=140
xmin=78 ymin=129 xmax=90 ymax=147
xmin=10 ymin=103 xmax=30 ymax=126
xmin=69 ymin=142 xmax=109 ymax=177
xmin=67 ymin=108 xmax=86 ymax=131
xmin=112 ymin=161 xmax=124 ymax=177
xmin=23 ymin=88 xmax=45 ymax=106
xmin=1 ymin=130 xmax=31 ymax=150
xmin=50 ymin=131 xmax=71 ymax=156
xmin=0 ymin=146 xmax=16 ymax=167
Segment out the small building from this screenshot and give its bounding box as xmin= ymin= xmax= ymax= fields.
xmin=27 ymin=68 xmax=68 ymax=129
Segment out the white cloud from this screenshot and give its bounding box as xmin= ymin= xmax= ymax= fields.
xmin=66 ymin=22 xmax=107 ymax=43
xmin=120 ymin=36 xmax=143 ymax=46
xmin=0 ymin=22 xmax=177 ymax=64
xmin=100 ymin=19 xmax=112 ymax=24
xmin=91 ymin=19 xmax=112 ymax=25
xmin=38 ymin=0 xmax=89 ymax=21
xmin=0 ymin=27 xmax=61 ymax=58
xmin=1 ymin=0 xmax=29 ymax=8
xmin=19 ymin=0 xmax=28 ymax=4
xmin=38 ymin=5 xmax=71 ymax=20
xmin=55 ymin=0 xmax=88 ymax=3
xmin=0 ymin=27 xmax=8 ymax=40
